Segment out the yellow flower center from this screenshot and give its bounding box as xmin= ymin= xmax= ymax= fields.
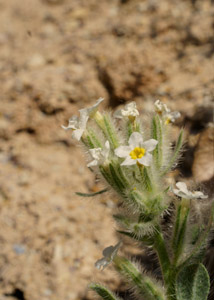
xmin=129 ymin=147 xmax=146 ymax=160
xmin=165 ymin=118 xmax=171 ymax=125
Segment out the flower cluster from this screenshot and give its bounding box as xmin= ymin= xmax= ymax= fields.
xmin=62 ymin=99 xmax=185 ymax=221
xmin=63 ymin=99 xmax=212 ymax=300
xmin=62 ymin=98 xmax=207 ymax=253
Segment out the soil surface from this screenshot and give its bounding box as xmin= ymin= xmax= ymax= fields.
xmin=0 ymin=0 xmax=213 ymax=299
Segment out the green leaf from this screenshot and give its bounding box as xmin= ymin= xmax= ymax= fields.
xmin=176 ymin=263 xmax=210 ymax=300
xmin=89 ymin=283 xmax=122 ymax=300
xmin=179 ymin=203 xmax=214 ymax=269
xmin=75 ymin=188 xmax=109 ymax=197
xmin=114 ymin=257 xmax=166 ymax=300
xmin=117 ymin=230 xmax=140 ymax=240
xmin=109 ymin=163 xmax=125 ymax=191
xmin=99 ymin=165 xmax=124 ymax=197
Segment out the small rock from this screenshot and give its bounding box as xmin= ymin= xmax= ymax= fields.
xmin=13 ymin=244 xmax=26 ymax=255
xmin=28 ymin=54 xmax=46 ymax=68
xmin=192 ymin=125 xmax=214 ymax=183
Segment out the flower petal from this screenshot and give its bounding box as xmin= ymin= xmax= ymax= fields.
xmin=81 ymin=97 xmax=104 ymax=118
xmin=103 ymin=141 xmax=110 ymax=159
xmin=128 ymin=132 xmax=143 ymax=148
xmin=142 ymin=139 xmax=158 ymax=152
xmin=115 ymin=146 xmax=131 ymax=158
xmin=176 ymin=182 xmax=189 ymax=195
xmin=154 ymin=100 xmax=170 ymax=113
xmin=72 ymin=129 xmax=84 ymax=141
xmin=89 ymin=148 xmax=102 ymax=160
xmin=173 ymin=188 xmax=181 ymax=197
xmin=121 ymin=156 xmax=136 ymax=166
xmin=138 ymin=153 xmax=152 ymax=166
xmin=87 ymin=160 xmax=98 ymax=167
xmin=122 ymin=102 xmax=139 ymax=117
xmin=78 ymin=110 xmax=89 ymax=129
xmin=192 ymin=191 xmax=208 ymax=199
xmin=113 ymin=109 xmax=123 ymax=119
xmin=61 ymin=115 xmax=78 ymax=130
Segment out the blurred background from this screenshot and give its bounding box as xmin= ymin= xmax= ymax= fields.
xmin=0 ymin=0 xmax=213 ymax=299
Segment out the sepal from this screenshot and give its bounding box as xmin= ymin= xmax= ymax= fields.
xmin=89 ymin=283 xmax=122 ymax=300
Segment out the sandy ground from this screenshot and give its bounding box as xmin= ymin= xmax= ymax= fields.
xmin=0 ymin=0 xmax=213 ymax=299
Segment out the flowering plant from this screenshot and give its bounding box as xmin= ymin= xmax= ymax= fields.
xmin=63 ymin=99 xmax=213 ymax=300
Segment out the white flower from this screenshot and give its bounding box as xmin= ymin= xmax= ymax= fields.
xmin=115 ymin=132 xmax=158 ymax=166
xmin=62 ymin=98 xmax=104 ymax=141
xmin=154 ymin=100 xmax=180 ymax=124
xmin=87 ymin=141 xmax=110 ymax=167
xmin=173 ymin=182 xmax=208 ymax=199
xmin=164 ymin=111 xmax=181 ymax=124
xmin=114 ymin=102 xmax=139 ymax=120
xmin=61 ymin=110 xmax=88 ymax=141
xmin=95 ymin=242 xmax=121 ymax=270
xmin=154 ymin=100 xmax=170 ymax=114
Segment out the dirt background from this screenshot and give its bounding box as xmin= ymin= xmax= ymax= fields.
xmin=0 ymin=0 xmax=213 ymax=299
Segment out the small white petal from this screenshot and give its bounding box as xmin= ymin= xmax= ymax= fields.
xmin=163 ymin=104 xmax=170 ymax=113
xmin=170 ymin=111 xmax=181 ymax=122
xmin=128 ymin=132 xmax=143 ymax=148
xmin=176 ymin=182 xmax=189 ymax=195
xmin=81 ymin=98 xmax=104 ymax=118
xmin=173 ymin=182 xmax=207 ymax=199
xmin=115 ymin=146 xmax=131 ymax=158
xmin=155 ymin=100 xmax=170 ymax=113
xmin=172 ymin=111 xmax=181 ymax=118
xmin=173 ymin=188 xmax=181 ymax=197
xmin=138 ymin=153 xmax=152 ymax=166
xmin=113 ymin=109 xmax=123 ymax=119
xmin=192 ymin=191 xmax=208 ymax=199
xmin=114 ymin=102 xmax=139 ymax=119
xmin=121 ymin=156 xmax=136 ymax=166
xmin=78 ymin=110 xmax=89 ymax=129
xmin=142 ymin=139 xmax=158 ymax=152
xmin=87 ymin=160 xmax=98 ymax=167
xmin=89 ymin=148 xmax=102 ymax=160
xmin=72 ymin=129 xmax=84 ymax=141
xmin=61 ymin=116 xmax=78 ymax=130
xmin=122 ymin=102 xmax=139 ymax=117
xmin=154 ymin=100 xmax=162 ymax=111
xmin=61 ymin=124 xmax=72 ymax=131
xmin=103 ymin=141 xmax=110 ymax=159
